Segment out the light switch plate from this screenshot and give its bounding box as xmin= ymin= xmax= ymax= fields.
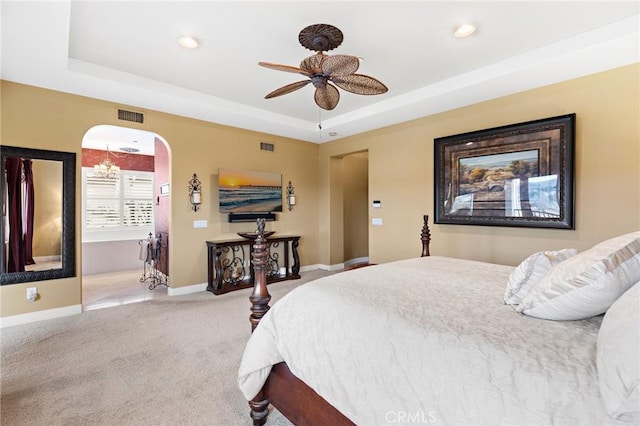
xmin=372 ymin=218 xmax=383 ymax=226
xmin=193 ymin=220 xmax=208 ymax=229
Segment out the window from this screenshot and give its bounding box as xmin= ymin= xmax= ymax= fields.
xmin=82 ymin=168 xmax=154 ymax=241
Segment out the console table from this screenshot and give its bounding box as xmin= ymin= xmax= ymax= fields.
xmin=206 ymin=235 xmax=300 ymax=295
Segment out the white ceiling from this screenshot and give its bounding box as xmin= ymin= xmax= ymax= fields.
xmin=1 ymin=1 xmax=638 ymax=149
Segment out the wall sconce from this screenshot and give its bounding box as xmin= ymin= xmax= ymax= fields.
xmin=286 ymin=181 xmax=296 ymax=211
xmin=188 ymin=173 xmax=202 ymax=212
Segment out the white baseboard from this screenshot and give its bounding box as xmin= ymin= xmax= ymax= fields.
xmin=34 ymin=255 xmax=61 ymax=263
xmin=167 ymin=283 xmax=207 ymax=296
xmin=314 ymin=263 xmax=345 ymax=272
xmin=300 ymin=264 xmax=322 ymax=272
xmin=0 ymin=304 xmax=82 ymax=328
xmin=344 ymin=257 xmax=369 ymax=268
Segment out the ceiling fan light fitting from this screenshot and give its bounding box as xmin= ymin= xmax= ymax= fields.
xmin=311 ymin=75 xmax=327 ymax=89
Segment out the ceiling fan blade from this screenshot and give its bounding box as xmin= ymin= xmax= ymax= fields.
xmin=314 ymin=83 xmax=340 ymax=110
xmin=300 ymin=53 xmax=326 ymax=74
xmin=321 ymin=54 xmax=360 ymax=76
xmin=258 ymin=62 xmax=312 ymax=77
xmin=264 ymin=80 xmax=311 ymax=99
xmin=330 ymin=74 xmax=388 ymax=95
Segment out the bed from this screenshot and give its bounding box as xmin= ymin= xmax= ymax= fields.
xmin=238 ymin=216 xmax=640 ymax=425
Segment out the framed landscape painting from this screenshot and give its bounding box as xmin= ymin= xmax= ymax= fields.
xmin=434 ymin=113 xmax=575 ymax=229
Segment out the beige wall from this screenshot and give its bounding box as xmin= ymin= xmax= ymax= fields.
xmin=0 ymin=81 xmax=320 ymax=317
xmin=2 ymin=63 xmax=639 ymax=318
xmin=319 ymin=64 xmax=640 ymax=265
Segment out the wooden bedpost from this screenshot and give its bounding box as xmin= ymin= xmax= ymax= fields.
xmin=249 ymin=218 xmax=272 ymax=425
xmin=421 ymin=214 xmax=431 ymax=257
xmin=249 ymin=391 xmax=269 ymax=426
xmin=250 ymin=218 xmax=271 ymax=332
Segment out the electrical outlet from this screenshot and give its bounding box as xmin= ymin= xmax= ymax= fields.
xmin=26 ymin=287 xmax=38 ymax=302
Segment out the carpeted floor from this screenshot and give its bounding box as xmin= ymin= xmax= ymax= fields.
xmin=1 ymin=270 xmax=334 ymax=426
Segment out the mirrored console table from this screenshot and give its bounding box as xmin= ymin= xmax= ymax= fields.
xmin=206 ymin=235 xmax=300 ymax=295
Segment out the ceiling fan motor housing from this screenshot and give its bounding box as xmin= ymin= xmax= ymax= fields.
xmin=299 ymin=24 xmax=343 ymax=52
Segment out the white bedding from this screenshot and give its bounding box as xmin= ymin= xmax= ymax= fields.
xmin=238 ymin=256 xmax=623 ymax=425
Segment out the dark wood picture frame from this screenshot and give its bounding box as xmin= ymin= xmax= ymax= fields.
xmin=434 ymin=114 xmax=575 ymax=229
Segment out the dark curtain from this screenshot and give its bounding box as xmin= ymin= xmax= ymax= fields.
xmin=23 ymin=159 xmax=35 ymax=265
xmin=5 ymin=157 xmax=25 ymax=272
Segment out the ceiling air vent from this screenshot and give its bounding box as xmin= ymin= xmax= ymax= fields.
xmin=117 ymin=109 xmax=144 ymax=124
xmin=260 ymin=142 xmax=275 ymax=152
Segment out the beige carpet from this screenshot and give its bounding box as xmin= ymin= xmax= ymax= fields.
xmin=1 ymin=270 xmax=334 ymax=426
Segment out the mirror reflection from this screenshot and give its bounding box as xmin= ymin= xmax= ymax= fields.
xmin=1 ymin=146 xmax=76 ymax=284
xmin=3 ymin=159 xmax=63 ymax=272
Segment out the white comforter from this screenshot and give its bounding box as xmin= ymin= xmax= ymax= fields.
xmin=238 ymin=256 xmax=620 ymax=425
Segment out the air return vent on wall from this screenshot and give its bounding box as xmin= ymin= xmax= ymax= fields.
xmin=117 ymin=108 xmax=144 ymax=124
xmin=260 ymin=142 xmax=275 ymax=152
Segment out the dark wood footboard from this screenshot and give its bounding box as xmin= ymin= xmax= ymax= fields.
xmin=248 ymin=215 xmax=432 ymax=425
xmin=264 ymin=363 xmax=354 ymax=426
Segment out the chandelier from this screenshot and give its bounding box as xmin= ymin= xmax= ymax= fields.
xmin=93 ymin=145 xmax=121 ymax=179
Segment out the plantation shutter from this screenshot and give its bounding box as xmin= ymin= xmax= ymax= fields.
xmin=123 ymin=174 xmax=154 ymax=228
xmin=85 ymin=175 xmax=121 ymax=229
xmin=83 ymin=168 xmax=155 ymax=240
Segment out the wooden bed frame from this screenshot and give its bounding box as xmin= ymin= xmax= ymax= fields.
xmin=247 ymin=215 xmax=432 ymax=425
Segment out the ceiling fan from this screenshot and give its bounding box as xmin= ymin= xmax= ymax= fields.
xmin=259 ymin=24 xmax=388 ymax=111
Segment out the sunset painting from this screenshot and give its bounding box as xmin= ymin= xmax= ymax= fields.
xmin=218 ymin=168 xmax=283 ymax=213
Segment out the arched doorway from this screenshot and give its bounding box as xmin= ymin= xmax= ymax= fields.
xmin=80 ymin=125 xmax=170 ymax=310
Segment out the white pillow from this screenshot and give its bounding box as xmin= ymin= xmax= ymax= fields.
xmin=517 ymin=231 xmax=640 ymax=320
xmin=597 ymin=283 xmax=639 ymax=422
xmin=503 ymin=248 xmax=577 ymax=305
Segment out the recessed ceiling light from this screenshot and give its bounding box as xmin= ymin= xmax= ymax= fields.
xmin=178 ymin=36 xmax=199 ymax=49
xmin=454 ymin=24 xmax=476 ymax=38
xmin=329 ymin=132 xmax=337 ymax=137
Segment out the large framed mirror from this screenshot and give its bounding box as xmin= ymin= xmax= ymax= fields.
xmin=1 ymin=145 xmax=76 ymax=284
